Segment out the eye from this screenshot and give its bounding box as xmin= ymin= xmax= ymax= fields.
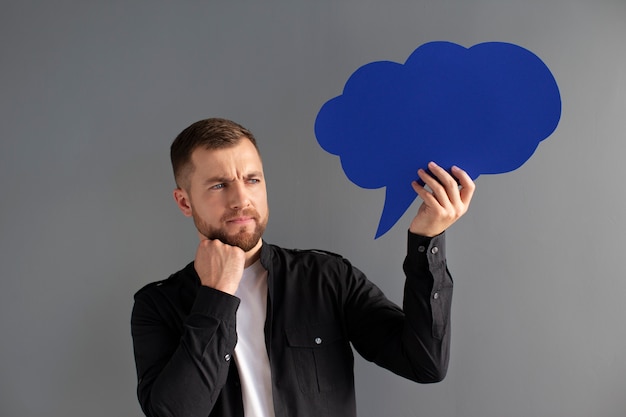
xmin=247 ymin=178 xmax=261 ymax=184
xmin=210 ymin=183 xmax=225 ymax=190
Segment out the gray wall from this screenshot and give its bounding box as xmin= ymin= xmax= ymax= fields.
xmin=1 ymin=1 xmax=625 ymax=416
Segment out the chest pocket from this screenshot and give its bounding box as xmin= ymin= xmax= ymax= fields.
xmin=285 ymin=322 xmax=354 ymax=394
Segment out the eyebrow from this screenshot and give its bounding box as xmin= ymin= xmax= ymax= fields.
xmin=202 ymin=171 xmax=264 ymax=185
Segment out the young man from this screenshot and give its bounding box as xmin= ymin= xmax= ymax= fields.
xmin=131 ymin=118 xmax=475 ymax=417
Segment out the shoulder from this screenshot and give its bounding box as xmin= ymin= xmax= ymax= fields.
xmin=266 ymin=243 xmax=359 ymax=280
xmin=133 ymin=262 xmax=197 ymax=300
xmin=269 ymin=243 xmax=346 ymax=263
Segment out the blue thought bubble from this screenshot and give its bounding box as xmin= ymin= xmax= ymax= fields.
xmin=314 ymin=41 xmax=561 ymax=238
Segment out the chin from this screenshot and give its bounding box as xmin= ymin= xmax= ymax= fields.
xmin=221 ymin=229 xmax=262 ymax=252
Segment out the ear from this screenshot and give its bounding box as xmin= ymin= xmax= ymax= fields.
xmin=173 ymin=188 xmax=193 ymax=217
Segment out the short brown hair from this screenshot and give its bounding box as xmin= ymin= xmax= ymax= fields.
xmin=170 ymin=118 xmax=259 ymax=189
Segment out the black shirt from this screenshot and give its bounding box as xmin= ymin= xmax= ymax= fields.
xmin=131 ymin=231 xmax=452 ymax=417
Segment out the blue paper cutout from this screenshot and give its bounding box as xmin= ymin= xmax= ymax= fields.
xmin=314 ymin=41 xmax=561 ymax=238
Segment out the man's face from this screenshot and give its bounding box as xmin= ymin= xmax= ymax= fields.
xmin=174 ymin=138 xmax=269 ymax=252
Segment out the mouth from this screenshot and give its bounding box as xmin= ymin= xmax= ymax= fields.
xmin=226 ymin=216 xmax=255 ymax=225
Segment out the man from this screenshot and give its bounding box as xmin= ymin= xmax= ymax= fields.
xmin=131 ymin=118 xmax=475 ymax=417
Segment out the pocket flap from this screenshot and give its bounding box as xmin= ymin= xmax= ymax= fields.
xmin=285 ymin=322 xmax=344 ymax=348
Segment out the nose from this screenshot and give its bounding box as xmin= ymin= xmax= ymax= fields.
xmin=228 ymin=181 xmax=251 ymax=209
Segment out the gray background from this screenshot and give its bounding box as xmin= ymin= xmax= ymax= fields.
xmin=1 ymin=1 xmax=625 ymax=416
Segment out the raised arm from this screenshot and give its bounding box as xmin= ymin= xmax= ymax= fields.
xmin=131 ymin=240 xmax=246 ymax=417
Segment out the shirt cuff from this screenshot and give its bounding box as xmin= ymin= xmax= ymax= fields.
xmin=190 ymin=285 xmax=240 ymax=323
xmin=407 ymin=230 xmax=447 ymax=266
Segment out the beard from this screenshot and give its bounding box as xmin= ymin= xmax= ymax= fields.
xmin=192 ymin=208 xmax=267 ymax=252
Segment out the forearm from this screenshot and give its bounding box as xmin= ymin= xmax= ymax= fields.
xmin=344 ymin=231 xmax=451 ymax=383
xmin=132 ymin=286 xmax=239 ymax=417
xmin=401 ymin=231 xmax=453 ymax=382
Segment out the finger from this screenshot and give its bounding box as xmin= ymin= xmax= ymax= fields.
xmin=418 ymin=165 xmax=454 ymax=208
xmin=427 ymin=162 xmax=463 ymax=198
xmin=451 ymin=165 xmax=476 ymax=205
xmin=411 ymin=178 xmax=439 ymax=206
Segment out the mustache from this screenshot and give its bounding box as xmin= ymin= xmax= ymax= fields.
xmin=221 ymin=208 xmax=259 ymax=222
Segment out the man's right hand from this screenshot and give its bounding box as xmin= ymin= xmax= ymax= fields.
xmin=194 ymin=239 xmax=245 ymax=295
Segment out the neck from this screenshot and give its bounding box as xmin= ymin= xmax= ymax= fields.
xmin=244 ymin=239 xmax=262 ymax=268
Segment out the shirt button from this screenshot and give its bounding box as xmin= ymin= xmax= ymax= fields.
xmin=224 ymin=354 xmax=231 ymax=361
xmin=314 ymin=337 xmax=322 ymax=345
xmin=433 ymin=292 xmax=439 ymax=300
xmin=418 ymin=246 xmax=426 ymax=253
xmin=431 ymin=246 xmax=439 ymax=254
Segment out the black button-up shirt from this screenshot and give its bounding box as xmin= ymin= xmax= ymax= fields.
xmin=131 ymin=232 xmax=452 ymax=417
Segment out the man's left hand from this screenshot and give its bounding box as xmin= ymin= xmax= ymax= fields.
xmin=409 ymin=162 xmax=475 ymax=237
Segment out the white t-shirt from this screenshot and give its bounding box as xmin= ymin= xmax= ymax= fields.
xmin=233 ymin=260 xmax=275 ymax=417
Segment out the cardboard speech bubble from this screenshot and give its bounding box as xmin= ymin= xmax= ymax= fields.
xmin=315 ymin=41 xmax=561 ymax=238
